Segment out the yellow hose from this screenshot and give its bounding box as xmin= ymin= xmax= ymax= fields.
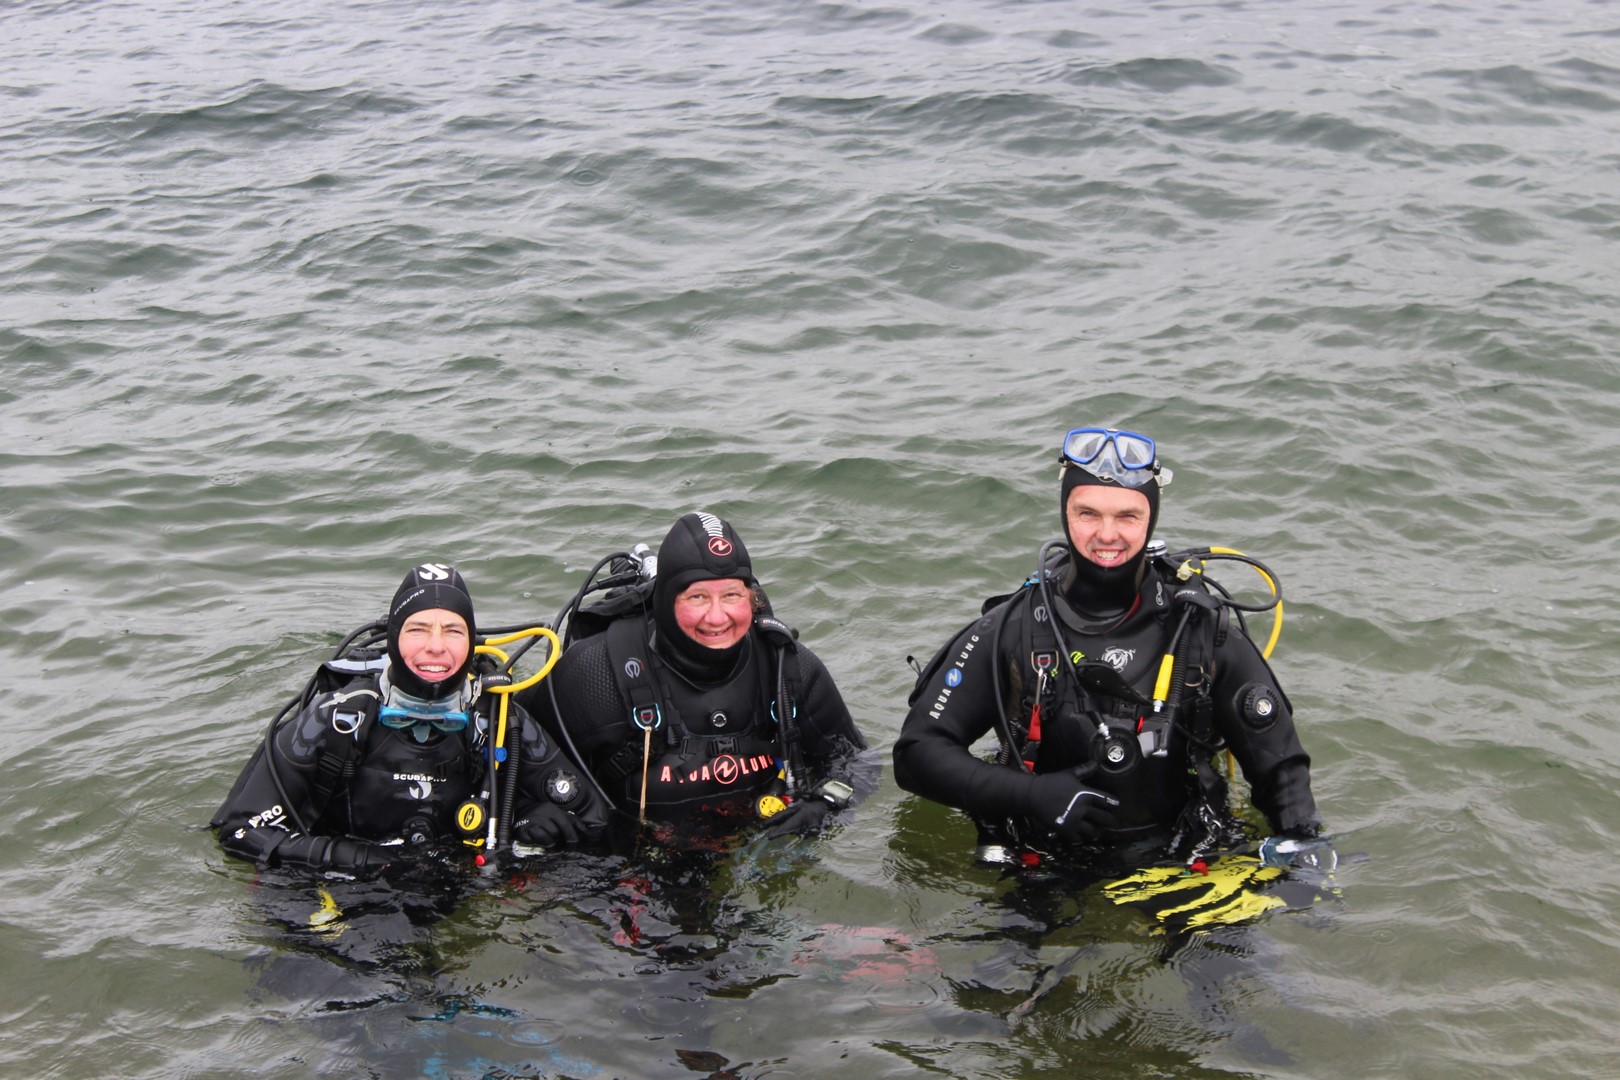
xmin=1194 ymin=547 xmax=1284 ymax=660
xmin=474 ymin=626 xmax=562 ymax=768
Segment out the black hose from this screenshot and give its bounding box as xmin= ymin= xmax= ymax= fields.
xmin=546 ymin=675 xmax=620 ymax=815
xmin=540 ymin=552 xmax=639 ymax=816
xmin=496 ymin=717 xmax=521 ymax=851
xmin=330 ymin=620 xmax=386 ymax=659
xmin=1160 ymin=607 xmax=1196 ymax=722
xmin=1035 ymin=539 xmax=1090 ymax=703
xmin=262 ymin=745 xmax=310 ymax=834
xmin=1166 ymin=548 xmax=1283 ymax=613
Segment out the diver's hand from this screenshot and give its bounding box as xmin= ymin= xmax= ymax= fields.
xmin=1258 ymin=834 xmax=1338 ymax=874
xmin=256 ymin=831 xmax=387 ymax=871
xmin=1026 ymin=770 xmax=1120 ymax=842
xmin=322 ymin=837 xmax=387 ymax=871
xmin=512 ymin=803 xmax=582 ymax=848
xmin=758 ymin=798 xmax=833 ymax=840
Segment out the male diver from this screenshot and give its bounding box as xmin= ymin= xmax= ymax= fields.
xmin=517 ymin=512 xmax=870 ymax=841
xmin=213 ymin=563 xmax=608 ymax=871
xmin=894 ymin=428 xmax=1325 ymax=871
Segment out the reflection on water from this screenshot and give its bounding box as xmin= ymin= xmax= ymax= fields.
xmin=227 ymin=820 xmax=1338 ymax=1079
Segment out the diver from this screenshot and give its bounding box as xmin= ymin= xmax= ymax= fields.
xmin=213 ymin=562 xmax=609 ymax=871
xmin=516 ymin=511 xmax=870 ymax=842
xmin=893 ymin=427 xmax=1328 ymax=874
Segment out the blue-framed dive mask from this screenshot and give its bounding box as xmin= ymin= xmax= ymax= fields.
xmin=378 ymin=702 xmax=471 ymax=733
xmin=1059 ymin=427 xmax=1172 ymax=489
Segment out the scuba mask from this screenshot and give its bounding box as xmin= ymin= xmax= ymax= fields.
xmin=1060 ymin=428 xmax=1172 ymax=490
xmin=378 ymin=700 xmax=471 ymax=733
xmin=378 ymin=671 xmax=474 ymax=742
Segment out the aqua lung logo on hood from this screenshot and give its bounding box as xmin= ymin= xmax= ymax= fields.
xmin=695 ymin=511 xmax=733 ymax=557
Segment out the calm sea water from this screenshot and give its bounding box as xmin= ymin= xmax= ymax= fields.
xmin=4 ymin=0 xmax=1619 ymax=1076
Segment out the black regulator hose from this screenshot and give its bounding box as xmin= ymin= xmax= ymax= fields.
xmin=496 ymin=721 xmax=521 ymax=851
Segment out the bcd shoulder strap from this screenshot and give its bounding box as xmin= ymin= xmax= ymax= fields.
xmin=303 ymin=658 xmax=384 ymax=825
xmin=603 ymin=614 xmax=681 ymax=749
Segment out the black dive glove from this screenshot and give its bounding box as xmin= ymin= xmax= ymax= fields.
xmin=1026 ymin=770 xmax=1120 ymax=843
xmin=323 ymin=837 xmax=387 ymax=871
xmin=512 ymin=804 xmax=582 ymax=848
xmin=759 ymin=798 xmax=833 ymax=839
xmin=259 ymin=832 xmax=389 ymax=872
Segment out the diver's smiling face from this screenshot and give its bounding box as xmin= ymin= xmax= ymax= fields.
xmin=1064 ymin=484 xmax=1150 ymax=568
xmin=397 ymin=608 xmax=471 ymax=682
xmin=672 ymin=578 xmax=752 ymax=650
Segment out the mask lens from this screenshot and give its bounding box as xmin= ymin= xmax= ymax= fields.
xmin=378 ymin=707 xmax=415 ymax=729
xmin=1114 ymin=433 xmax=1155 ymax=468
xmin=1063 ymin=429 xmax=1109 ymax=464
xmin=378 ymin=705 xmax=469 ymax=731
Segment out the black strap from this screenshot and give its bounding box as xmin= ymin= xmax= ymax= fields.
xmin=772 ymin=644 xmax=805 ymax=789
xmin=1017 ymin=595 xmax=1066 ymax=765
xmin=604 ymin=616 xmax=689 ymax=760
xmin=302 ymin=673 xmax=382 ymax=826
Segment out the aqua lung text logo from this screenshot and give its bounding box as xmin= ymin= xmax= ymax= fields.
xmin=928 ymin=633 xmax=979 ymax=720
xmin=654 ymin=752 xmax=774 ymax=786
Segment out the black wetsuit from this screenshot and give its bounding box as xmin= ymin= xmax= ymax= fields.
xmin=894 ymin=552 xmax=1318 ymax=855
xmin=213 ymin=675 xmax=610 ymax=871
xmin=516 ymin=615 xmax=868 ymax=824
